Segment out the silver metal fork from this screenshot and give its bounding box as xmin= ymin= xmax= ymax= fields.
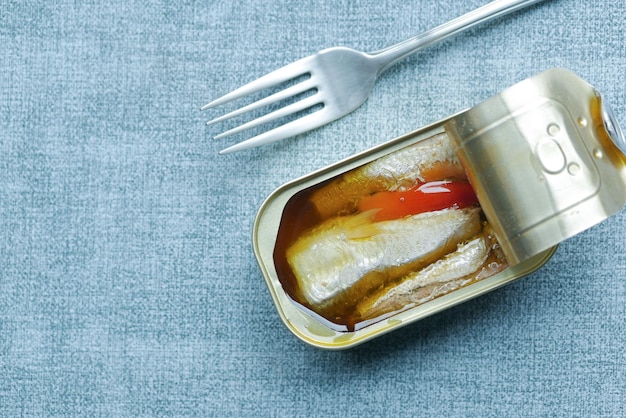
xmin=203 ymin=0 xmax=549 ymax=154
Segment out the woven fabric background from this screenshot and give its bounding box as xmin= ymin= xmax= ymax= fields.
xmin=1 ymin=0 xmax=625 ymax=416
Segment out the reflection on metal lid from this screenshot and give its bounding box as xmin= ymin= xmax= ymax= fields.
xmin=446 ymin=68 xmax=626 ymax=265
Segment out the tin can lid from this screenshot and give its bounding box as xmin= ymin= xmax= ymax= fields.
xmin=445 ymin=68 xmax=626 ymax=265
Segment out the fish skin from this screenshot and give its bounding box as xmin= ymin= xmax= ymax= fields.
xmin=286 ymin=208 xmax=481 ymax=311
xmin=356 ymin=235 xmax=490 ymax=320
xmin=309 ymin=133 xmax=465 ymax=219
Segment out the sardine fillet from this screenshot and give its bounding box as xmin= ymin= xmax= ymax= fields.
xmin=286 ymin=208 xmax=481 ymax=310
xmin=309 ymin=133 xmax=465 ymax=219
xmin=357 ymin=235 xmax=492 ymax=320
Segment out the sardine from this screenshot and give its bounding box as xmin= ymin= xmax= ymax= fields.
xmin=309 ymin=133 xmax=466 ymax=219
xmin=286 ymin=207 xmax=482 ymax=313
xmin=356 ymin=231 xmax=507 ymax=320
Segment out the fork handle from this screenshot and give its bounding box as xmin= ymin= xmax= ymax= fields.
xmin=372 ymin=0 xmax=549 ymax=72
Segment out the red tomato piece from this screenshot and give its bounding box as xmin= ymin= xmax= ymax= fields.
xmin=357 ymin=181 xmax=479 ymax=222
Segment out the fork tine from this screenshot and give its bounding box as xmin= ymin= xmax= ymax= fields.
xmin=219 ymin=108 xmax=328 ymax=154
xmin=206 ymin=78 xmax=316 ymax=126
xmin=214 ymin=94 xmax=321 ymax=140
xmin=201 ymin=56 xmax=314 ymax=111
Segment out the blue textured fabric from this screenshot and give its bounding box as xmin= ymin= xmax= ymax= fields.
xmin=1 ymin=0 xmax=625 ymax=416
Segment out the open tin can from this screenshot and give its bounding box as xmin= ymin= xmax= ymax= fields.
xmin=253 ymin=68 xmax=626 ymax=349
